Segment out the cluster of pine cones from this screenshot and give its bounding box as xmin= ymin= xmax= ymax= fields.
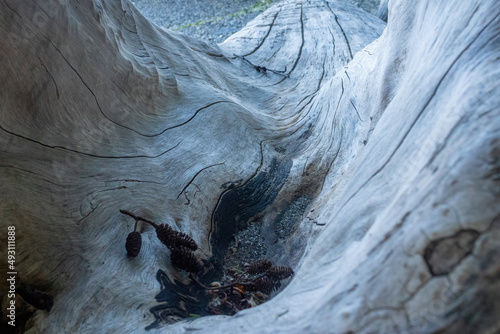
xmin=122 ymin=210 xmax=202 ymax=273
xmin=206 ymin=259 xmax=294 ymax=316
xmin=121 ymin=210 xmax=294 ymax=305
xmin=245 ymin=259 xmax=294 ymax=294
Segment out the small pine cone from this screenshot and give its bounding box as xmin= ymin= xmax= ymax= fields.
xmin=247 ymin=259 xmax=272 ymax=275
xmin=170 ymin=246 xmax=203 ymax=273
xmin=267 ymin=266 xmax=294 ymax=281
xmin=155 ymin=224 xmax=175 ymax=249
xmin=125 ymin=231 xmax=142 ymax=257
xmin=172 ymin=231 xmax=198 ymax=251
xmin=253 ymin=276 xmax=274 ymax=295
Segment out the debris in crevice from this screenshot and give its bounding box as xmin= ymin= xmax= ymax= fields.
xmin=190 ymin=259 xmax=294 ymax=316
xmin=120 ymin=210 xmax=294 ymax=327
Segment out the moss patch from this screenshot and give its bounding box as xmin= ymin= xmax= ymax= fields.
xmin=173 ymin=0 xmax=273 ymax=30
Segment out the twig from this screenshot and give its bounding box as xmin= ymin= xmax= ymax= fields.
xmin=120 ymin=209 xmax=158 ymax=228
xmin=188 ymin=273 xmax=266 ymax=291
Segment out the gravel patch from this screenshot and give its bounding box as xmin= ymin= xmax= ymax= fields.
xmin=131 ymin=0 xmax=277 ymax=44
xmin=275 ymin=196 xmax=312 ymax=239
xmin=342 ymin=0 xmax=380 ymax=15
xmin=130 ymin=0 xmax=381 ymax=44
xmin=224 ymin=222 xmax=266 ymax=271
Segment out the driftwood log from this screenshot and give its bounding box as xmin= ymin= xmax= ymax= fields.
xmin=0 ymin=0 xmax=499 ymax=333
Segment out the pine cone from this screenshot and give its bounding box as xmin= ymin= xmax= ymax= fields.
xmin=267 ymin=266 xmax=294 ymax=281
xmin=155 ymin=224 xmax=175 ymax=249
xmin=172 ymin=231 xmax=198 ymax=251
xmin=170 ymin=246 xmax=202 ymax=273
xmin=252 ymin=276 xmax=274 ymax=294
xmin=125 ymin=231 xmax=142 ymax=257
xmin=247 ymin=259 xmax=272 ymax=275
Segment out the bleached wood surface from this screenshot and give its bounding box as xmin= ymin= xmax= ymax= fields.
xmin=0 ymin=0 xmax=498 ymax=333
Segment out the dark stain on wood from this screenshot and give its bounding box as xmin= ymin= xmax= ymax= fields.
xmin=146 ymin=270 xmax=211 ymax=330
xmin=210 ymin=158 xmax=293 ymax=273
xmin=18 ymin=282 xmax=54 ymax=311
xmin=423 ymin=229 xmax=480 ymax=276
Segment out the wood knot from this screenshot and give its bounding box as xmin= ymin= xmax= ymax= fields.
xmin=423 ymin=229 xmax=480 ymax=276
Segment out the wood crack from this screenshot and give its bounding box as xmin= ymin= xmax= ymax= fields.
xmin=325 ymin=128 xmax=344 ymax=179
xmin=329 ymin=29 xmax=336 ymax=66
xmin=41 ymin=36 xmax=148 ymax=135
xmin=176 ymin=162 xmax=226 ymax=199
xmin=37 ymin=55 xmax=60 ymax=99
xmin=0 ymin=164 xmax=66 ymax=187
xmin=78 ymin=201 xmax=101 ymax=225
xmin=144 ymin=101 xmax=230 ymax=137
xmin=332 ymin=78 xmax=345 ymax=124
xmin=0 ymin=124 xmax=181 ymax=159
xmin=105 ymin=179 xmax=165 ymax=185
xmin=350 ymin=99 xmax=363 ymax=122
xmin=314 ymin=127 xmax=344 ymax=195
xmin=242 ymin=8 xmax=281 ymax=57
xmin=326 ymin=2 xmax=353 ymax=60
xmin=274 ymin=4 xmax=304 ymax=85
xmin=334 ymin=14 xmax=499 ymax=218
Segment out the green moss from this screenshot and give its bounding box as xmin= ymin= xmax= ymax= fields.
xmin=174 ymin=0 xmax=273 ymax=31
